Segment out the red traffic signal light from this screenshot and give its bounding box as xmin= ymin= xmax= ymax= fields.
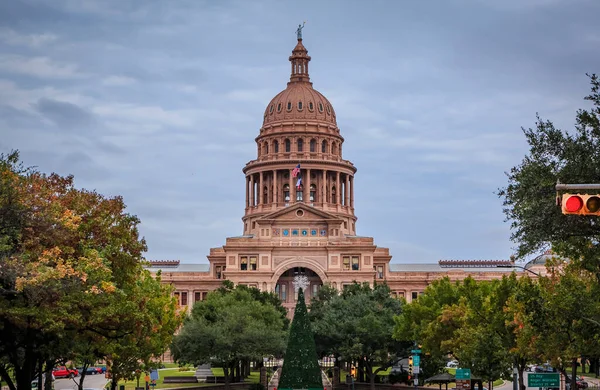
xmin=562 ymin=194 xmax=600 ymax=215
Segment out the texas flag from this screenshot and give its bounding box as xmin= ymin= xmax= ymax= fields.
xmin=296 ymin=177 xmax=302 ymax=190
xmin=291 ymin=163 xmax=301 ymax=178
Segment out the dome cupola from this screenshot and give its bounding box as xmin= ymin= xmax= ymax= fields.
xmin=262 ymin=33 xmax=336 ymax=126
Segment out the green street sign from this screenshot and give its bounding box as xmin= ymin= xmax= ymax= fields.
xmin=411 ymin=349 xmax=422 ymax=354
xmin=528 ymin=373 xmax=559 ymax=387
xmin=413 ymin=356 xmax=420 ymax=366
xmin=455 ymin=369 xmax=471 ymax=380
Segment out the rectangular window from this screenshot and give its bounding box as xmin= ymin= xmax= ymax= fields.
xmin=195 ymin=292 xmax=201 ymax=302
xmin=375 ymin=265 xmax=384 ymax=279
xmin=202 ymin=292 xmax=208 ymax=300
xmin=411 ymin=291 xmax=418 ymax=300
xmin=240 ymin=256 xmax=248 ymax=271
xmin=276 ymin=283 xmax=287 ymax=301
xmin=343 ymin=256 xmax=350 ymax=270
xmin=181 ymin=292 xmax=188 ymax=306
xmin=174 ymin=292 xmax=180 ymax=305
xmin=250 ymin=256 xmax=257 ymax=271
xmin=312 ymin=284 xmax=319 ymax=299
xmin=216 ymin=265 xmax=223 ymax=279
xmin=352 ymin=256 xmax=360 ymax=270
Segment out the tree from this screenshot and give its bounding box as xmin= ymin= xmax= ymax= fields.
xmin=394 ymin=276 xmax=540 ymax=390
xmin=513 ymin=263 xmax=600 ymax=390
xmin=394 ymin=277 xmax=463 ymax=367
xmin=171 ymin=284 xmax=287 ymax=390
xmin=279 ymin=288 xmax=322 ymax=390
xmin=104 ymin=269 xmax=181 ymax=390
xmin=311 ymin=282 xmax=405 ymax=390
xmin=0 ymin=151 xmax=179 ymax=390
xmin=308 ymin=283 xmax=341 ymax=359
xmin=498 ymin=74 xmax=600 ymax=277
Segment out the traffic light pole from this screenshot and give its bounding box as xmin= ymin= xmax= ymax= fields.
xmin=555 ymin=183 xmax=600 ymax=191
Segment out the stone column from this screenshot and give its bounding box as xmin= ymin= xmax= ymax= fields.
xmin=322 ymin=169 xmax=326 ymax=205
xmin=350 ymin=175 xmax=354 ymax=208
xmin=259 ymin=171 xmax=264 ymax=205
xmin=273 ymin=169 xmax=278 ymax=205
xmin=245 ymin=176 xmax=249 ymax=207
xmin=305 ymin=168 xmax=311 ymax=204
xmin=345 ymin=174 xmax=350 ymax=206
xmin=336 ymin=171 xmax=340 ymax=204
xmin=289 ymin=170 xmax=294 ymax=204
xmin=250 ymin=174 xmax=254 ymax=206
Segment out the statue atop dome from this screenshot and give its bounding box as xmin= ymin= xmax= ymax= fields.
xmin=296 ymin=22 xmax=305 ymax=40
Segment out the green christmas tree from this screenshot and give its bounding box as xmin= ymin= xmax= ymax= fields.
xmin=278 ymin=288 xmax=323 ymax=390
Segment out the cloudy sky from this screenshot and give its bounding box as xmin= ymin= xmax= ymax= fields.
xmin=1 ymin=0 xmax=598 ymax=265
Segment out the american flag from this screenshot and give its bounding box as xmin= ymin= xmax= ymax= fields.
xmin=291 ymin=163 xmax=301 ymax=178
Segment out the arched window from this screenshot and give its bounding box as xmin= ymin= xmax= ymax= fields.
xmin=283 ymin=184 xmax=290 ymax=203
xmin=310 ymin=184 xmax=316 ymax=202
xmin=310 ymin=139 xmax=316 ymax=153
xmin=331 ymin=186 xmax=337 ymax=204
xmin=263 ymin=186 xmax=268 ymax=204
xmin=296 ymin=185 xmax=303 ymax=201
xmin=297 ymin=139 xmax=303 ymax=152
xmin=285 ymin=139 xmax=291 ymax=153
xmin=322 ymin=140 xmax=327 ymax=153
xmin=265 ymin=142 xmax=269 ymax=154
xmin=331 ymin=142 xmax=336 ymax=155
xmin=274 ymin=140 xmax=279 ymax=153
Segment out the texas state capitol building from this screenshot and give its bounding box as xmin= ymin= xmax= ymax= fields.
xmin=147 ymin=34 xmax=546 ymax=315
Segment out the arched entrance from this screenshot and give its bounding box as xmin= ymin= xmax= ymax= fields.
xmin=273 ymin=266 xmax=324 ymax=317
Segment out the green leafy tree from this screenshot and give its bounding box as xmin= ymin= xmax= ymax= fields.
xmin=515 ymin=264 xmax=600 ymax=389
xmin=279 ymin=288 xmax=322 ymax=390
xmin=105 ymin=269 xmax=181 ymax=390
xmin=498 ymin=74 xmax=600 ymax=277
xmin=171 ymin=284 xmax=287 ymax=390
xmin=0 ymin=151 xmax=179 ymax=390
xmin=311 ymin=282 xmax=405 ymax=390
xmin=308 ymin=283 xmax=341 ymax=359
xmin=395 ymin=276 xmax=540 ymax=390
xmin=394 ymin=277 xmax=463 ymax=366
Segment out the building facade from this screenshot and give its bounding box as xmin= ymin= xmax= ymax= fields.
xmin=147 ymin=36 xmax=545 ymax=315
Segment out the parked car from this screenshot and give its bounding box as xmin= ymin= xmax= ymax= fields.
xmin=534 ymin=364 xmax=554 ymax=373
xmin=77 ymin=366 xmax=99 ymax=375
xmin=53 ymin=366 xmax=78 ymax=378
xmin=566 ymin=376 xmax=589 ymax=389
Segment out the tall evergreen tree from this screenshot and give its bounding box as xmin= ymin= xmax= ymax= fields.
xmin=278 ymin=288 xmax=322 ymax=390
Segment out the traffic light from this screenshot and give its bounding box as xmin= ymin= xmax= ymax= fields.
xmin=562 ymin=194 xmax=600 ymax=215
xmin=408 ymin=356 xmax=413 ymax=376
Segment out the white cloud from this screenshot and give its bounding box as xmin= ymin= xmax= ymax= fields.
xmin=0 ymin=79 xmax=95 ymax=112
xmin=0 ymin=55 xmax=86 ymax=79
xmin=102 ymin=75 xmax=136 ymax=86
xmin=0 ymin=28 xmax=58 ymax=47
xmin=225 ymin=89 xmax=272 ymax=103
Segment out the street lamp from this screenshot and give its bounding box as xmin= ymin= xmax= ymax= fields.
xmin=496 ymin=264 xmax=541 ymax=277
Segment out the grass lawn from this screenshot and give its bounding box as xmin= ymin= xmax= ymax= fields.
xmin=116 ymin=367 xmax=261 ymax=390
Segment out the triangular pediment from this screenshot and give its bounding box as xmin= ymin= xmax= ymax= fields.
xmin=257 ymin=203 xmax=342 ymax=223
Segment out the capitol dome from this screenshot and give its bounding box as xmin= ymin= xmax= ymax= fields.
xmin=262 ymin=38 xmax=337 ymax=126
